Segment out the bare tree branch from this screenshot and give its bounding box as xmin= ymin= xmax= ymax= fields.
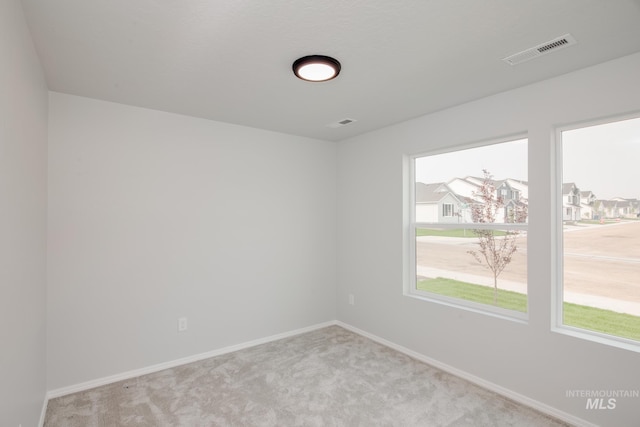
xmin=467 ymin=170 xmax=528 ymax=305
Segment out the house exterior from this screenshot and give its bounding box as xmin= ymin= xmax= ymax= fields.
xmin=596 ymin=200 xmax=617 ymax=219
xmin=415 ymin=182 xmax=470 ymax=223
xmin=416 ymin=177 xmax=528 ymax=224
xmin=594 ymin=198 xmax=640 ymax=218
xmin=446 ymin=176 xmax=528 ymax=223
xmin=418 ymin=177 xmax=636 ymax=224
xmin=580 ymin=190 xmax=597 ymax=219
xmin=610 ymin=197 xmax=640 ymax=218
xmin=445 ymin=177 xmax=481 ymax=201
xmin=493 ymin=180 xmax=526 ymax=223
xmin=562 ymin=183 xmax=581 ymax=221
xmin=505 ymin=178 xmax=529 ymax=199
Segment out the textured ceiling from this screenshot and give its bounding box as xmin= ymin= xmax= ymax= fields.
xmin=21 ymin=0 xmax=640 ymax=141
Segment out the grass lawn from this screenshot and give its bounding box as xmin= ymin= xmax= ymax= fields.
xmin=418 ymin=277 xmax=526 ymax=312
xmin=577 ymin=218 xmax=639 ymax=225
xmin=563 ymin=302 xmax=640 ymax=341
xmin=577 ymin=220 xmax=616 ymax=225
xmin=416 ymin=228 xmax=507 ymax=238
xmin=417 ymin=277 xmax=640 ymax=341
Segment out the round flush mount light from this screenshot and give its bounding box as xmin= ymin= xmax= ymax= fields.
xmin=292 ymin=55 xmax=341 ymax=82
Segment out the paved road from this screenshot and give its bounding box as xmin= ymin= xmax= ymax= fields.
xmin=416 ymin=221 xmax=640 ymax=315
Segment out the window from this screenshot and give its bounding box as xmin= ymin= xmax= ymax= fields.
xmin=408 ymin=137 xmax=528 ymax=318
xmin=442 ymin=203 xmax=454 ymax=217
xmin=557 ymin=116 xmax=640 ymax=348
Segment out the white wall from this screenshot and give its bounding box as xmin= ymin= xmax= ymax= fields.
xmin=47 ymin=93 xmax=337 ymax=390
xmin=0 ymin=1 xmax=48 ymax=426
xmin=337 ymin=52 xmax=640 ymax=426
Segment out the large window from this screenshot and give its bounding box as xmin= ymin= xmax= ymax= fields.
xmin=408 ymin=138 xmax=528 ymax=318
xmin=557 ymin=116 xmax=640 ymax=347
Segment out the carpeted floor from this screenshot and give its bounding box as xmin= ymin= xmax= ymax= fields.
xmin=45 ymin=326 xmax=570 ymax=426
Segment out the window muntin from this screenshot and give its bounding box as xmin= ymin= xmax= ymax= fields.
xmin=557 ymin=116 xmax=640 ymax=346
xmin=409 ymin=138 xmax=528 ymax=318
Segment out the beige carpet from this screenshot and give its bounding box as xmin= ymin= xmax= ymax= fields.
xmin=45 ymin=326 xmax=569 ymax=426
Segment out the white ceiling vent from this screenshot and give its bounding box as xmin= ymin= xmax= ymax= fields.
xmin=503 ymin=34 xmax=577 ymax=66
xmin=327 ymin=118 xmax=357 ymax=128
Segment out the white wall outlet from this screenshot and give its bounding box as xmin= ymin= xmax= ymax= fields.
xmin=177 ymin=317 xmax=188 ymax=332
xmin=348 ymin=294 xmax=355 ymax=305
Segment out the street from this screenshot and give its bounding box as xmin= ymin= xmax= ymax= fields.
xmin=416 ymin=221 xmax=640 ymax=314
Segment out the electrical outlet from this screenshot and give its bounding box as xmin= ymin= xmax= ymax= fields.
xmin=348 ymin=294 xmax=355 ymax=305
xmin=178 ymin=317 xmax=188 ymax=332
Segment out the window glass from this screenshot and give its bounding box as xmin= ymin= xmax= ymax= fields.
xmin=410 ymin=138 xmax=528 ymax=316
xmin=442 ymin=203 xmax=454 ymax=217
xmin=560 ymin=117 xmax=640 ymax=343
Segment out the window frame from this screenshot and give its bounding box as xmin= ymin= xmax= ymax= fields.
xmin=553 ymin=114 xmax=640 ymax=353
xmin=405 ymin=136 xmax=529 ymax=322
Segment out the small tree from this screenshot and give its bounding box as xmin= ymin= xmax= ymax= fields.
xmin=467 ymin=170 xmax=527 ymax=305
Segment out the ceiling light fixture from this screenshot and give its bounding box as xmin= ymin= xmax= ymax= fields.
xmin=292 ymin=55 xmax=341 ymax=82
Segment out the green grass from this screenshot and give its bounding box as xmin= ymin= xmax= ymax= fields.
xmin=577 ymin=218 xmax=639 ymax=225
xmin=563 ymin=302 xmax=640 ymax=341
xmin=418 ymin=277 xmax=526 ymax=312
xmin=417 ymin=277 xmax=640 ymax=341
xmin=416 ymin=228 xmax=507 ymax=238
xmin=577 ymin=220 xmax=615 ymax=225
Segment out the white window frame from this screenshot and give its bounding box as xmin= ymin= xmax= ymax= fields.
xmin=405 ymin=137 xmax=528 ymax=322
xmin=553 ymin=114 xmax=640 ymax=353
xmin=442 ymin=203 xmax=454 ymax=217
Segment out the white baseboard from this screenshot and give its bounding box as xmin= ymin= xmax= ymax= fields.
xmin=38 ymin=394 xmax=48 ymax=427
xmin=46 ymin=320 xmax=336 ymax=400
xmin=336 ymin=321 xmax=595 ymax=427
xmin=43 ymin=319 xmax=593 ymax=427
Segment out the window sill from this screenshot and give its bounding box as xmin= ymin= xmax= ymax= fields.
xmin=552 ymin=324 xmax=640 ymax=353
xmin=406 ymin=289 xmax=529 ymax=324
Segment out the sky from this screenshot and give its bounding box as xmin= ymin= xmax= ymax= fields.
xmin=415 ymin=138 xmax=528 ymax=183
xmin=415 ymin=116 xmax=640 ymax=200
xmin=562 ymin=117 xmax=640 ymax=199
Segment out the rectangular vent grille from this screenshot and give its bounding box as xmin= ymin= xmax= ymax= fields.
xmin=327 ymin=118 xmax=357 ymax=128
xmin=503 ymin=34 xmax=577 ymax=66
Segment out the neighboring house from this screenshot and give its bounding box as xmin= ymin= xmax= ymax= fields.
xmin=496 ymin=179 xmax=526 ymax=202
xmin=447 ymin=176 xmax=528 ymax=223
xmin=628 ymin=199 xmax=640 ymax=217
xmin=419 ymin=177 xmax=636 ymax=224
xmin=595 ymin=198 xmax=640 ymax=218
xmin=504 ymin=178 xmax=529 ymax=200
xmin=596 ymin=200 xmax=618 ymax=219
xmin=495 ymin=180 xmax=527 ymax=223
xmin=611 ymin=197 xmax=640 ymax=218
xmin=445 ymin=177 xmax=481 ymax=201
xmin=562 ymin=183 xmax=581 ymax=221
xmin=418 ymin=176 xmax=528 ymax=224
xmin=415 ymin=182 xmax=473 ymax=223
xmin=580 ymin=190 xmax=597 ymax=219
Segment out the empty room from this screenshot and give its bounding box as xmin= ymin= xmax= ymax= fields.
xmin=3 ymin=0 xmax=640 ymax=426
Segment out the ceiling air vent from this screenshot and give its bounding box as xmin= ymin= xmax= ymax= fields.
xmin=327 ymin=118 xmax=357 ymax=128
xmin=503 ymin=34 xmax=577 ymax=66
